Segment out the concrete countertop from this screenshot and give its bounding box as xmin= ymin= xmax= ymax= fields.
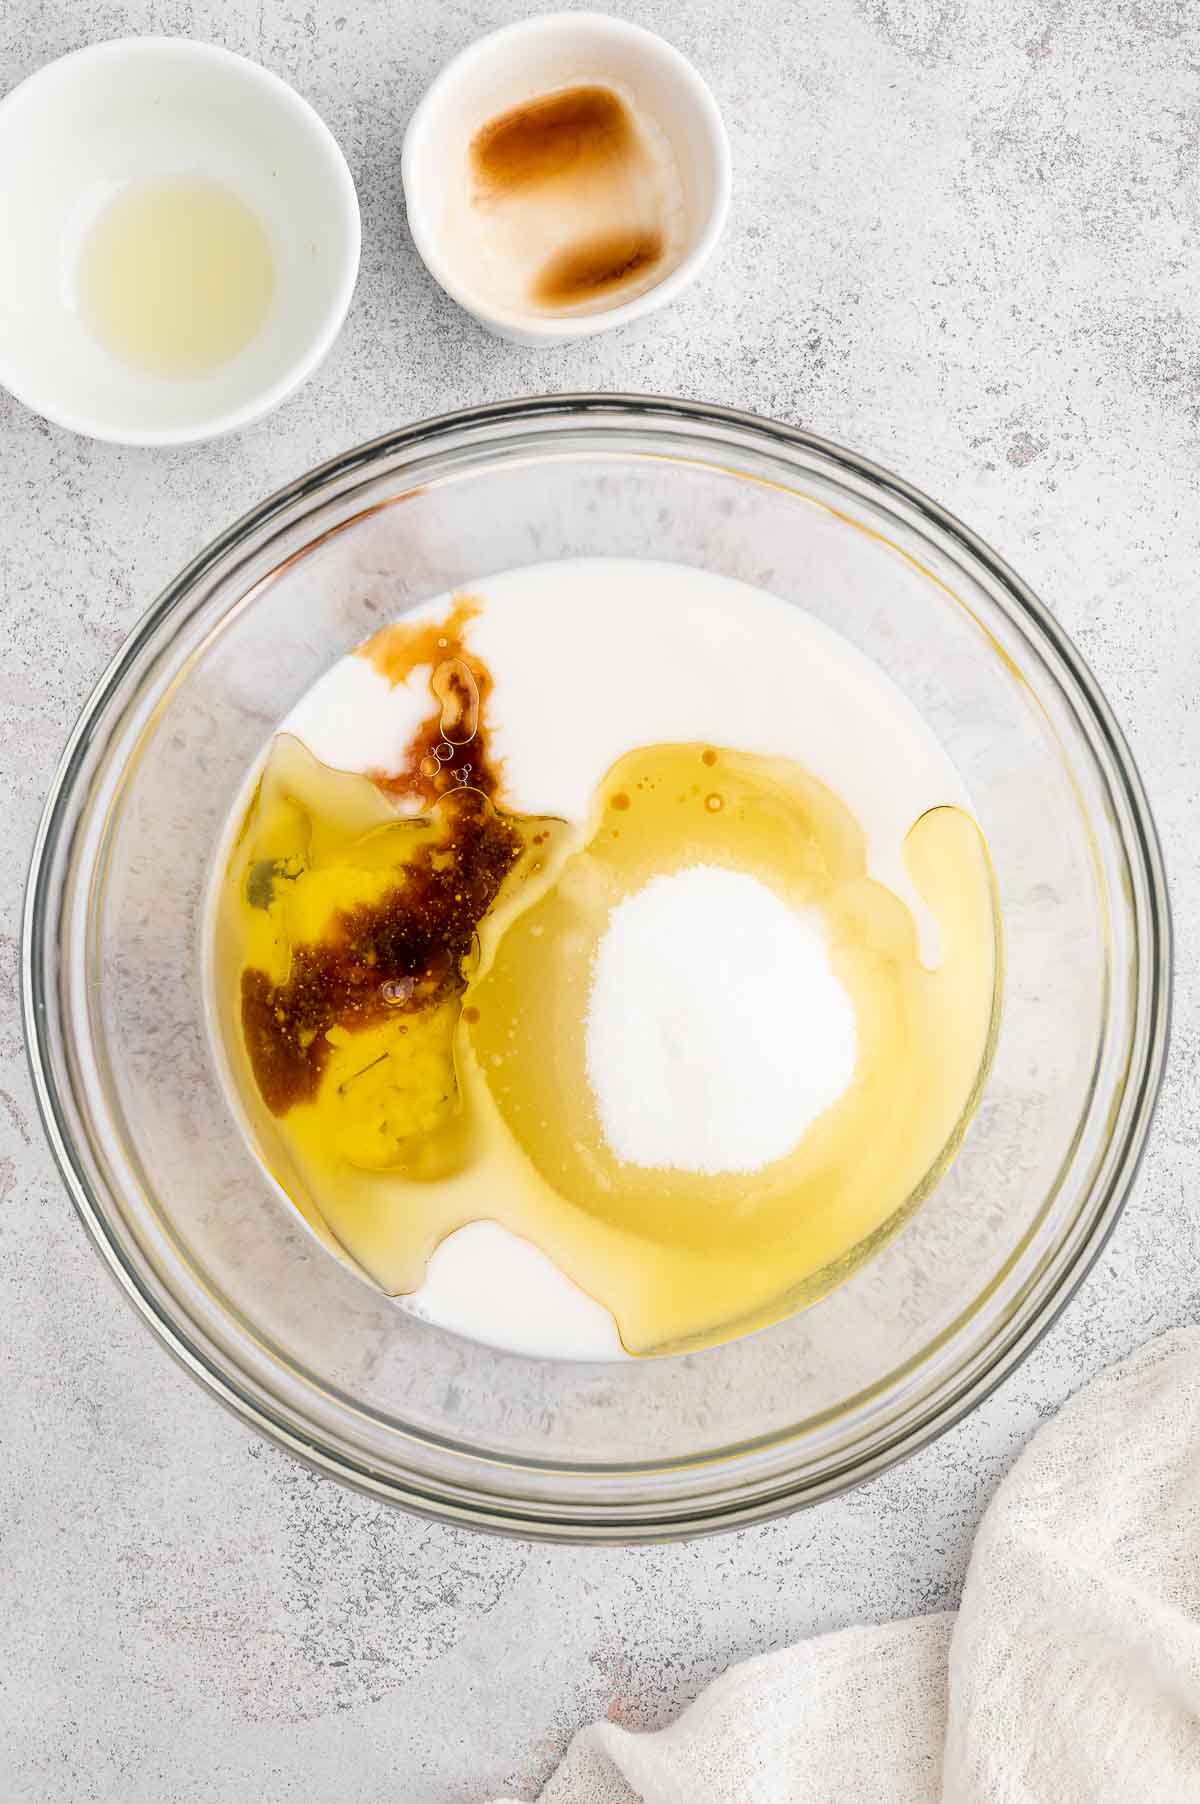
xmin=3 ymin=2 xmax=1197 ymax=1798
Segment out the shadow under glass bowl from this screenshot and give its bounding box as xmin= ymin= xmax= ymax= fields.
xmin=23 ymin=396 xmax=1171 ymax=1542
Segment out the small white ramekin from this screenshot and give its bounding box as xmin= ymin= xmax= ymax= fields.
xmin=402 ymin=12 xmax=731 ymax=346
xmin=0 ymin=38 xmax=361 ymax=446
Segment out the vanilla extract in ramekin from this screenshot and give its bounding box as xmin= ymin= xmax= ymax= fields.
xmin=402 ymin=13 xmax=731 ymax=344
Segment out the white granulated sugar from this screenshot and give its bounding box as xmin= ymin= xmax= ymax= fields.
xmin=585 ymin=866 xmax=857 ymax=1175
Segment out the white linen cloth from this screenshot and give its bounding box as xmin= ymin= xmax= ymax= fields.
xmin=493 ymin=1327 xmax=1200 ymax=1803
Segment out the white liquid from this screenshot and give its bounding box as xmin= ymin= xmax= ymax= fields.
xmin=250 ymin=558 xmax=973 ymax=1361
xmin=405 ymin=1220 xmax=624 ymax=1359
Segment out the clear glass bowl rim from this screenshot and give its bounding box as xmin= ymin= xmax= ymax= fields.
xmin=22 ymin=393 xmax=1173 ymax=1541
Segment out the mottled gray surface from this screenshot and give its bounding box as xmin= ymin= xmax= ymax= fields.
xmin=1 ymin=1 xmax=1197 ymax=1799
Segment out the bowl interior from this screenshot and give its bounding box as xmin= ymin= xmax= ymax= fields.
xmin=28 ymin=402 xmax=1166 ymax=1537
xmin=0 ymin=40 xmax=358 ymax=441
xmin=403 ymin=15 xmax=729 ymax=339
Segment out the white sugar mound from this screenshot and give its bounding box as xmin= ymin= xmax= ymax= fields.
xmin=585 ymin=865 xmax=857 ymax=1175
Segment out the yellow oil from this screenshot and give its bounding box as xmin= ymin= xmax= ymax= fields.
xmin=215 ymin=723 xmax=1000 ymax=1356
xmin=467 ymin=745 xmax=999 ymax=1352
xmin=77 ymin=175 xmax=274 ymax=378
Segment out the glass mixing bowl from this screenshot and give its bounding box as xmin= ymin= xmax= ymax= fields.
xmin=24 ymin=396 xmax=1170 ymax=1541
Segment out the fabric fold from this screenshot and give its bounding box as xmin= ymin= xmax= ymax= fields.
xmin=491 ymin=1328 xmax=1200 ymax=1803
xmin=944 ymin=1328 xmax=1200 ymax=1803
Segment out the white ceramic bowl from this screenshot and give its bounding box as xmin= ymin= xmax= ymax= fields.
xmin=402 ymin=12 xmax=731 ymax=345
xmin=0 ymin=38 xmax=360 ymax=445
